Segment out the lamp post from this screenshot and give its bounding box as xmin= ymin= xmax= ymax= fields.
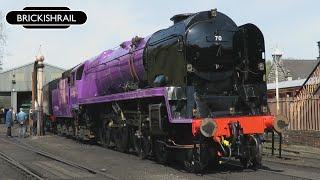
xmin=11 ymin=72 xmax=16 ymax=113
xmin=272 ymin=49 xmax=283 ymax=114
xmin=271 ymin=49 xmax=284 ymax=158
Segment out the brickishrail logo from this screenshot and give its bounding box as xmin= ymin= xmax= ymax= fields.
xmin=6 ymin=7 xmax=87 ymax=29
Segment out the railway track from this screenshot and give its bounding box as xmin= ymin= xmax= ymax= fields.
xmin=14 ymin=137 xmax=316 ymax=180
xmin=0 ymin=135 xmax=318 ymax=180
xmin=263 ymin=150 xmax=320 ymax=162
xmin=0 ymin=150 xmax=43 ymax=180
xmin=0 ymin=137 xmax=117 ymax=180
xmin=205 ymin=161 xmax=315 ymax=180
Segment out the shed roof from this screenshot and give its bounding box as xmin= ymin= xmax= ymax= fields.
xmin=282 ymin=59 xmax=318 ymax=80
xmin=0 ymin=62 xmax=65 ymax=74
xmin=267 ymin=78 xmax=306 ymax=90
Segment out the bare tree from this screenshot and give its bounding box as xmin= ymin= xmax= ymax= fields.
xmin=0 ymin=11 xmax=7 ymax=71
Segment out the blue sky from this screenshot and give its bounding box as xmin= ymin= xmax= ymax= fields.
xmin=0 ymin=0 xmax=320 ymax=70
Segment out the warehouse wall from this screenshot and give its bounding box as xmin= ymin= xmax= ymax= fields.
xmin=0 ymin=92 xmax=10 ymax=109
xmin=0 ymin=63 xmax=64 ymax=92
xmin=0 ymin=62 xmax=64 ymax=112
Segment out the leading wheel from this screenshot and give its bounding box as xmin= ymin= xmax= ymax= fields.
xmin=240 ymin=135 xmax=262 ymax=170
xmin=251 ymin=137 xmax=262 ymax=169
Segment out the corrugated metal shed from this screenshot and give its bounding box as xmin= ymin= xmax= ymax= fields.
xmin=0 ymin=62 xmax=64 ymax=112
xmin=0 ymin=62 xmax=64 ymax=92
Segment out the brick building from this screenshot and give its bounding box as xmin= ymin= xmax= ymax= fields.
xmin=267 ymin=59 xmax=319 ymax=98
xmin=267 ymin=59 xmax=318 ymax=83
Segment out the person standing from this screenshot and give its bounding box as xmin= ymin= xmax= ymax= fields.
xmin=5 ymin=108 xmax=13 ymax=137
xmin=17 ymin=108 xmax=27 ymax=138
xmin=2 ymin=108 xmax=8 ymax=124
xmin=0 ymin=108 xmax=4 ymax=124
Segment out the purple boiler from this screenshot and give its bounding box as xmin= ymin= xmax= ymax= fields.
xmin=79 ymin=36 xmax=149 ymax=99
xmin=52 ymin=36 xmax=150 ymax=118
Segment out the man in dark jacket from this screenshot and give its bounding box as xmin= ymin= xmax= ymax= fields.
xmin=5 ymin=107 xmax=13 ymax=137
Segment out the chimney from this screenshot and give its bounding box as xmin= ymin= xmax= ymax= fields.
xmin=318 ymin=41 xmax=320 ymax=60
xmin=287 ymin=70 xmax=292 ymax=81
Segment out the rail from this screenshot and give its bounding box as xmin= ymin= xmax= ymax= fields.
xmin=0 ymin=137 xmax=117 ymax=180
xmin=0 ymin=150 xmax=44 ymax=180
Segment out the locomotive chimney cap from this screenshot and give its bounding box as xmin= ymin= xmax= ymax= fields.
xmin=170 ymin=13 xmax=194 ymax=24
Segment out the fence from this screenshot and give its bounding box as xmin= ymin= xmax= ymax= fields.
xmin=268 ymin=96 xmax=320 ymax=131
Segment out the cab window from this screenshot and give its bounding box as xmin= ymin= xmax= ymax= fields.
xmin=76 ymin=64 xmax=85 ymax=80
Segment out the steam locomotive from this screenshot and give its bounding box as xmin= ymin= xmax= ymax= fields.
xmin=43 ymin=9 xmax=286 ymax=172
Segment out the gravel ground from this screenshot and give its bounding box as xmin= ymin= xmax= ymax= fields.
xmin=0 ymin=156 xmax=32 ymax=180
xmin=1 ymin=124 xmax=320 ymax=180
